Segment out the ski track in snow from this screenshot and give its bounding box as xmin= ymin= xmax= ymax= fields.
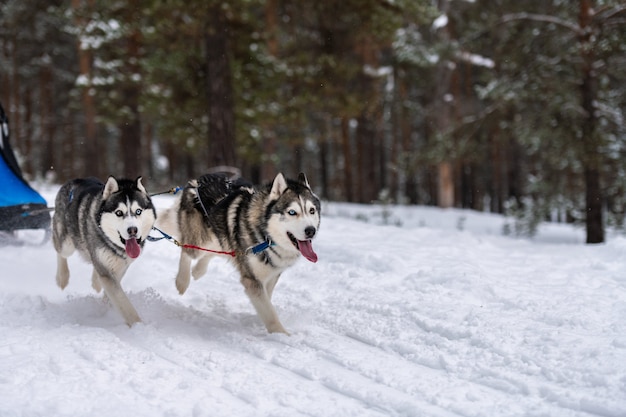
xmin=1 ymin=192 xmax=625 ymax=417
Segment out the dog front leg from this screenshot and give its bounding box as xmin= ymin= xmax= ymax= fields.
xmin=241 ymin=275 xmax=288 ymax=335
xmin=266 ymin=274 xmax=281 ymax=300
xmin=97 ymin=273 xmax=141 ymax=327
xmin=175 ymin=250 xmax=193 ymax=294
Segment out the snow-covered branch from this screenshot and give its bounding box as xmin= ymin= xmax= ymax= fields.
xmin=456 ymin=51 xmax=494 ymax=69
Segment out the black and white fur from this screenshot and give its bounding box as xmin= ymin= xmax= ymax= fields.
xmin=157 ymin=172 xmax=321 ymax=334
xmin=52 ymin=176 xmax=156 ymax=326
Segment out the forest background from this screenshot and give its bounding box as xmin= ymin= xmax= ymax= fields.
xmin=1 ymin=0 xmax=625 ymax=243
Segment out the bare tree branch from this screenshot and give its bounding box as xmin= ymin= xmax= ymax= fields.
xmin=500 ymin=13 xmax=582 ymax=35
xmin=594 ymin=4 xmax=626 ymax=22
xmin=376 ymin=0 xmax=403 ymax=14
xmin=603 ymin=18 xmax=626 ymax=28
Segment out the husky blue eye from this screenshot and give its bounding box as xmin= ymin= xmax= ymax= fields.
xmin=288 ymin=209 xmax=297 ymax=216
xmin=135 ymin=209 xmax=142 ymax=215
xmin=115 ymin=210 xmax=124 ymax=217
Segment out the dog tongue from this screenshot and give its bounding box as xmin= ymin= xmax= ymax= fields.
xmin=298 ymin=239 xmax=318 ymax=263
xmin=125 ymin=237 xmax=141 ymax=259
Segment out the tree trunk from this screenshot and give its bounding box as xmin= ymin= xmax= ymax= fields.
xmin=438 ymin=162 xmax=454 ymax=208
xmin=341 ymin=117 xmax=354 ymax=202
xmin=62 ymin=114 xmax=76 ymax=183
xmin=23 ymin=88 xmax=33 ymax=175
xmin=585 ymin=167 xmax=603 ymax=243
xmin=355 ymin=117 xmax=365 ymax=203
xmin=356 ymin=113 xmax=378 ymax=203
xmin=398 ymin=71 xmax=418 ymax=204
xmin=8 ymin=33 xmax=22 ymax=162
xmin=205 ymin=6 xmax=236 ymax=169
xmin=120 ymin=22 xmax=143 ymax=179
xmin=579 ymin=0 xmax=603 ymax=243
xmin=40 ymin=60 xmax=56 ymax=179
xmin=259 ymin=0 xmax=279 ymax=181
xmin=389 ymin=67 xmax=402 ymax=202
xmin=1 ymin=39 xmax=11 ymax=116
xmin=319 ymin=135 xmax=329 ymax=199
xmin=73 ymin=0 xmax=100 ymax=178
xmin=119 ymin=111 xmax=142 ymax=178
xmin=433 ymin=0 xmax=456 ymax=208
xmin=143 ymin=123 xmax=154 ymax=181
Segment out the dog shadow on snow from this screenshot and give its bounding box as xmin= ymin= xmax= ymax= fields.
xmin=48 ymin=288 xmax=267 ymax=337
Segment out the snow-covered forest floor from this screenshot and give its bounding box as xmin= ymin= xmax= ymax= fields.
xmin=1 ymin=189 xmax=625 ymax=417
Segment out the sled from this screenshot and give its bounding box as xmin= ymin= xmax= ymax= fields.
xmin=0 ymin=103 xmax=51 ymax=245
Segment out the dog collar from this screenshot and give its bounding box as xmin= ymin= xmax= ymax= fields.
xmin=248 ymin=238 xmax=276 ymax=255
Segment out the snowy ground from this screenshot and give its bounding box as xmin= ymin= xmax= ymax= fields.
xmin=1 ymin=189 xmax=625 ymax=417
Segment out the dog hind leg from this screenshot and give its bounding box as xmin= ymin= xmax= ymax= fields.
xmin=191 ymin=253 xmax=212 ymax=280
xmin=91 ymin=269 xmax=102 ymax=293
xmin=55 ymin=254 xmax=70 ymax=290
xmin=54 ymin=239 xmax=74 ymax=290
xmin=241 ymin=275 xmax=288 ymax=335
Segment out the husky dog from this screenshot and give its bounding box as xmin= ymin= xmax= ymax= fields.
xmin=52 ymin=176 xmax=156 ymax=326
xmin=157 ymin=172 xmax=320 ymax=334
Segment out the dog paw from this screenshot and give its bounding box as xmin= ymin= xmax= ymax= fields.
xmin=175 ymin=274 xmax=190 ymax=295
xmin=266 ymin=322 xmax=290 ymax=335
xmin=91 ymin=272 xmax=102 ymax=293
xmin=55 ymin=273 xmax=69 ymax=290
xmin=125 ymin=315 xmax=142 ymax=328
xmin=55 ymin=257 xmax=70 ymax=289
xmin=191 ymin=263 xmax=208 ymax=280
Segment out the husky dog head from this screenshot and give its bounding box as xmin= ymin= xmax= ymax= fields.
xmin=99 ymin=176 xmax=157 ymax=259
xmin=267 ymin=172 xmax=321 ymax=263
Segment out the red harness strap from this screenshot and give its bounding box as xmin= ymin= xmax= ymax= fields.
xmin=180 ymin=243 xmax=236 ymax=257
xmin=149 ymin=226 xmax=274 ymax=257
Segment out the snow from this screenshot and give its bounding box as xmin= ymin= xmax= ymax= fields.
xmin=432 ymin=14 xmax=449 ymax=30
xmin=1 ymin=189 xmax=626 ymax=417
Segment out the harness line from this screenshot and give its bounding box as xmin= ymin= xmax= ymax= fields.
xmin=149 ymin=186 xmax=183 ymax=197
xmin=148 ymin=226 xmax=275 ymax=257
xmin=195 ymin=183 xmax=211 ymax=219
xmin=20 ymin=185 xmax=183 ymax=217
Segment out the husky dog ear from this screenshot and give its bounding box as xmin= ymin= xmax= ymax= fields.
xmin=187 ymin=179 xmax=199 ymax=197
xmin=135 ymin=176 xmax=147 ymax=194
xmin=270 ymin=173 xmax=288 ymax=200
xmin=298 ymin=172 xmax=310 ymax=189
xmin=103 ymin=176 xmax=119 ymax=199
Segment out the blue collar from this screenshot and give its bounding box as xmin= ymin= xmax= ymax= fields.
xmin=249 ymin=238 xmax=276 ymax=254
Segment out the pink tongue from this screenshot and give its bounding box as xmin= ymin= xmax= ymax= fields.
xmin=125 ymin=237 xmax=141 ymax=259
xmin=298 ymin=239 xmax=318 ymax=263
